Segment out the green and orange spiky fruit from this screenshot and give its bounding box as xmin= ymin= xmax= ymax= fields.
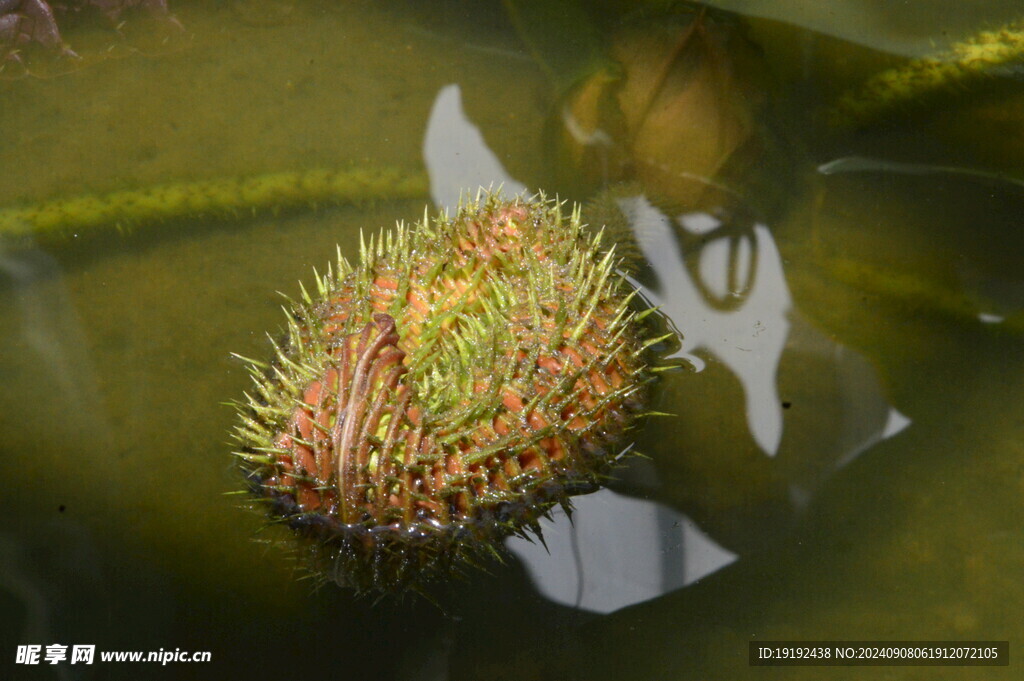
xmin=232 ymin=190 xmax=660 ymax=594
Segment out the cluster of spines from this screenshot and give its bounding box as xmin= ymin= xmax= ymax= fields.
xmin=830 ymin=19 xmax=1024 ymax=127
xmin=232 ymin=191 xmax=657 ymax=593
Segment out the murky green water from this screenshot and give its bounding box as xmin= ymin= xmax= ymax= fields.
xmin=1 ymin=1 xmax=1021 ymax=679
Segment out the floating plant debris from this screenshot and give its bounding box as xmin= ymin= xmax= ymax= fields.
xmin=232 ymin=190 xmax=662 ymax=594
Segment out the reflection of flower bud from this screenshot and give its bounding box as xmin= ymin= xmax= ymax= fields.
xmin=555 ymin=12 xmax=765 ymax=212
xmin=233 ymin=191 xmax=658 ymax=594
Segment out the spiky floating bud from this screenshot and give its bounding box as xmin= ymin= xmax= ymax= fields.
xmin=233 ymin=190 xmax=653 ymax=594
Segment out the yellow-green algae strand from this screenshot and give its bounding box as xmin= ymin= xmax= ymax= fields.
xmin=831 ymin=19 xmax=1024 ymax=128
xmin=0 ymin=166 xmax=428 ymax=241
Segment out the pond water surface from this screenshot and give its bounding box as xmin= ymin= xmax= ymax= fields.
xmin=0 ymin=1 xmax=1021 ymax=680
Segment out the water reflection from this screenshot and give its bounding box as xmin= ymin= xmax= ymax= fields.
xmin=620 ymin=197 xmax=790 ymax=456
xmin=0 ymin=3 xmax=1019 ymax=679
xmin=424 ymin=84 xmax=527 ymax=212
xmin=424 ymin=82 xmax=732 ymax=613
xmin=422 ymin=80 xmax=915 ymax=613
xmin=509 ymin=490 xmax=738 ymax=614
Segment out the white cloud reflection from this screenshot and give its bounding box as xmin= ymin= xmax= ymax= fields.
xmin=619 ymin=197 xmax=791 ymax=457
xmin=423 ymin=84 xmax=527 ymax=213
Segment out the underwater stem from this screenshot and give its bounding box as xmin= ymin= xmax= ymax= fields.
xmin=0 ymin=166 xmax=429 ymax=242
